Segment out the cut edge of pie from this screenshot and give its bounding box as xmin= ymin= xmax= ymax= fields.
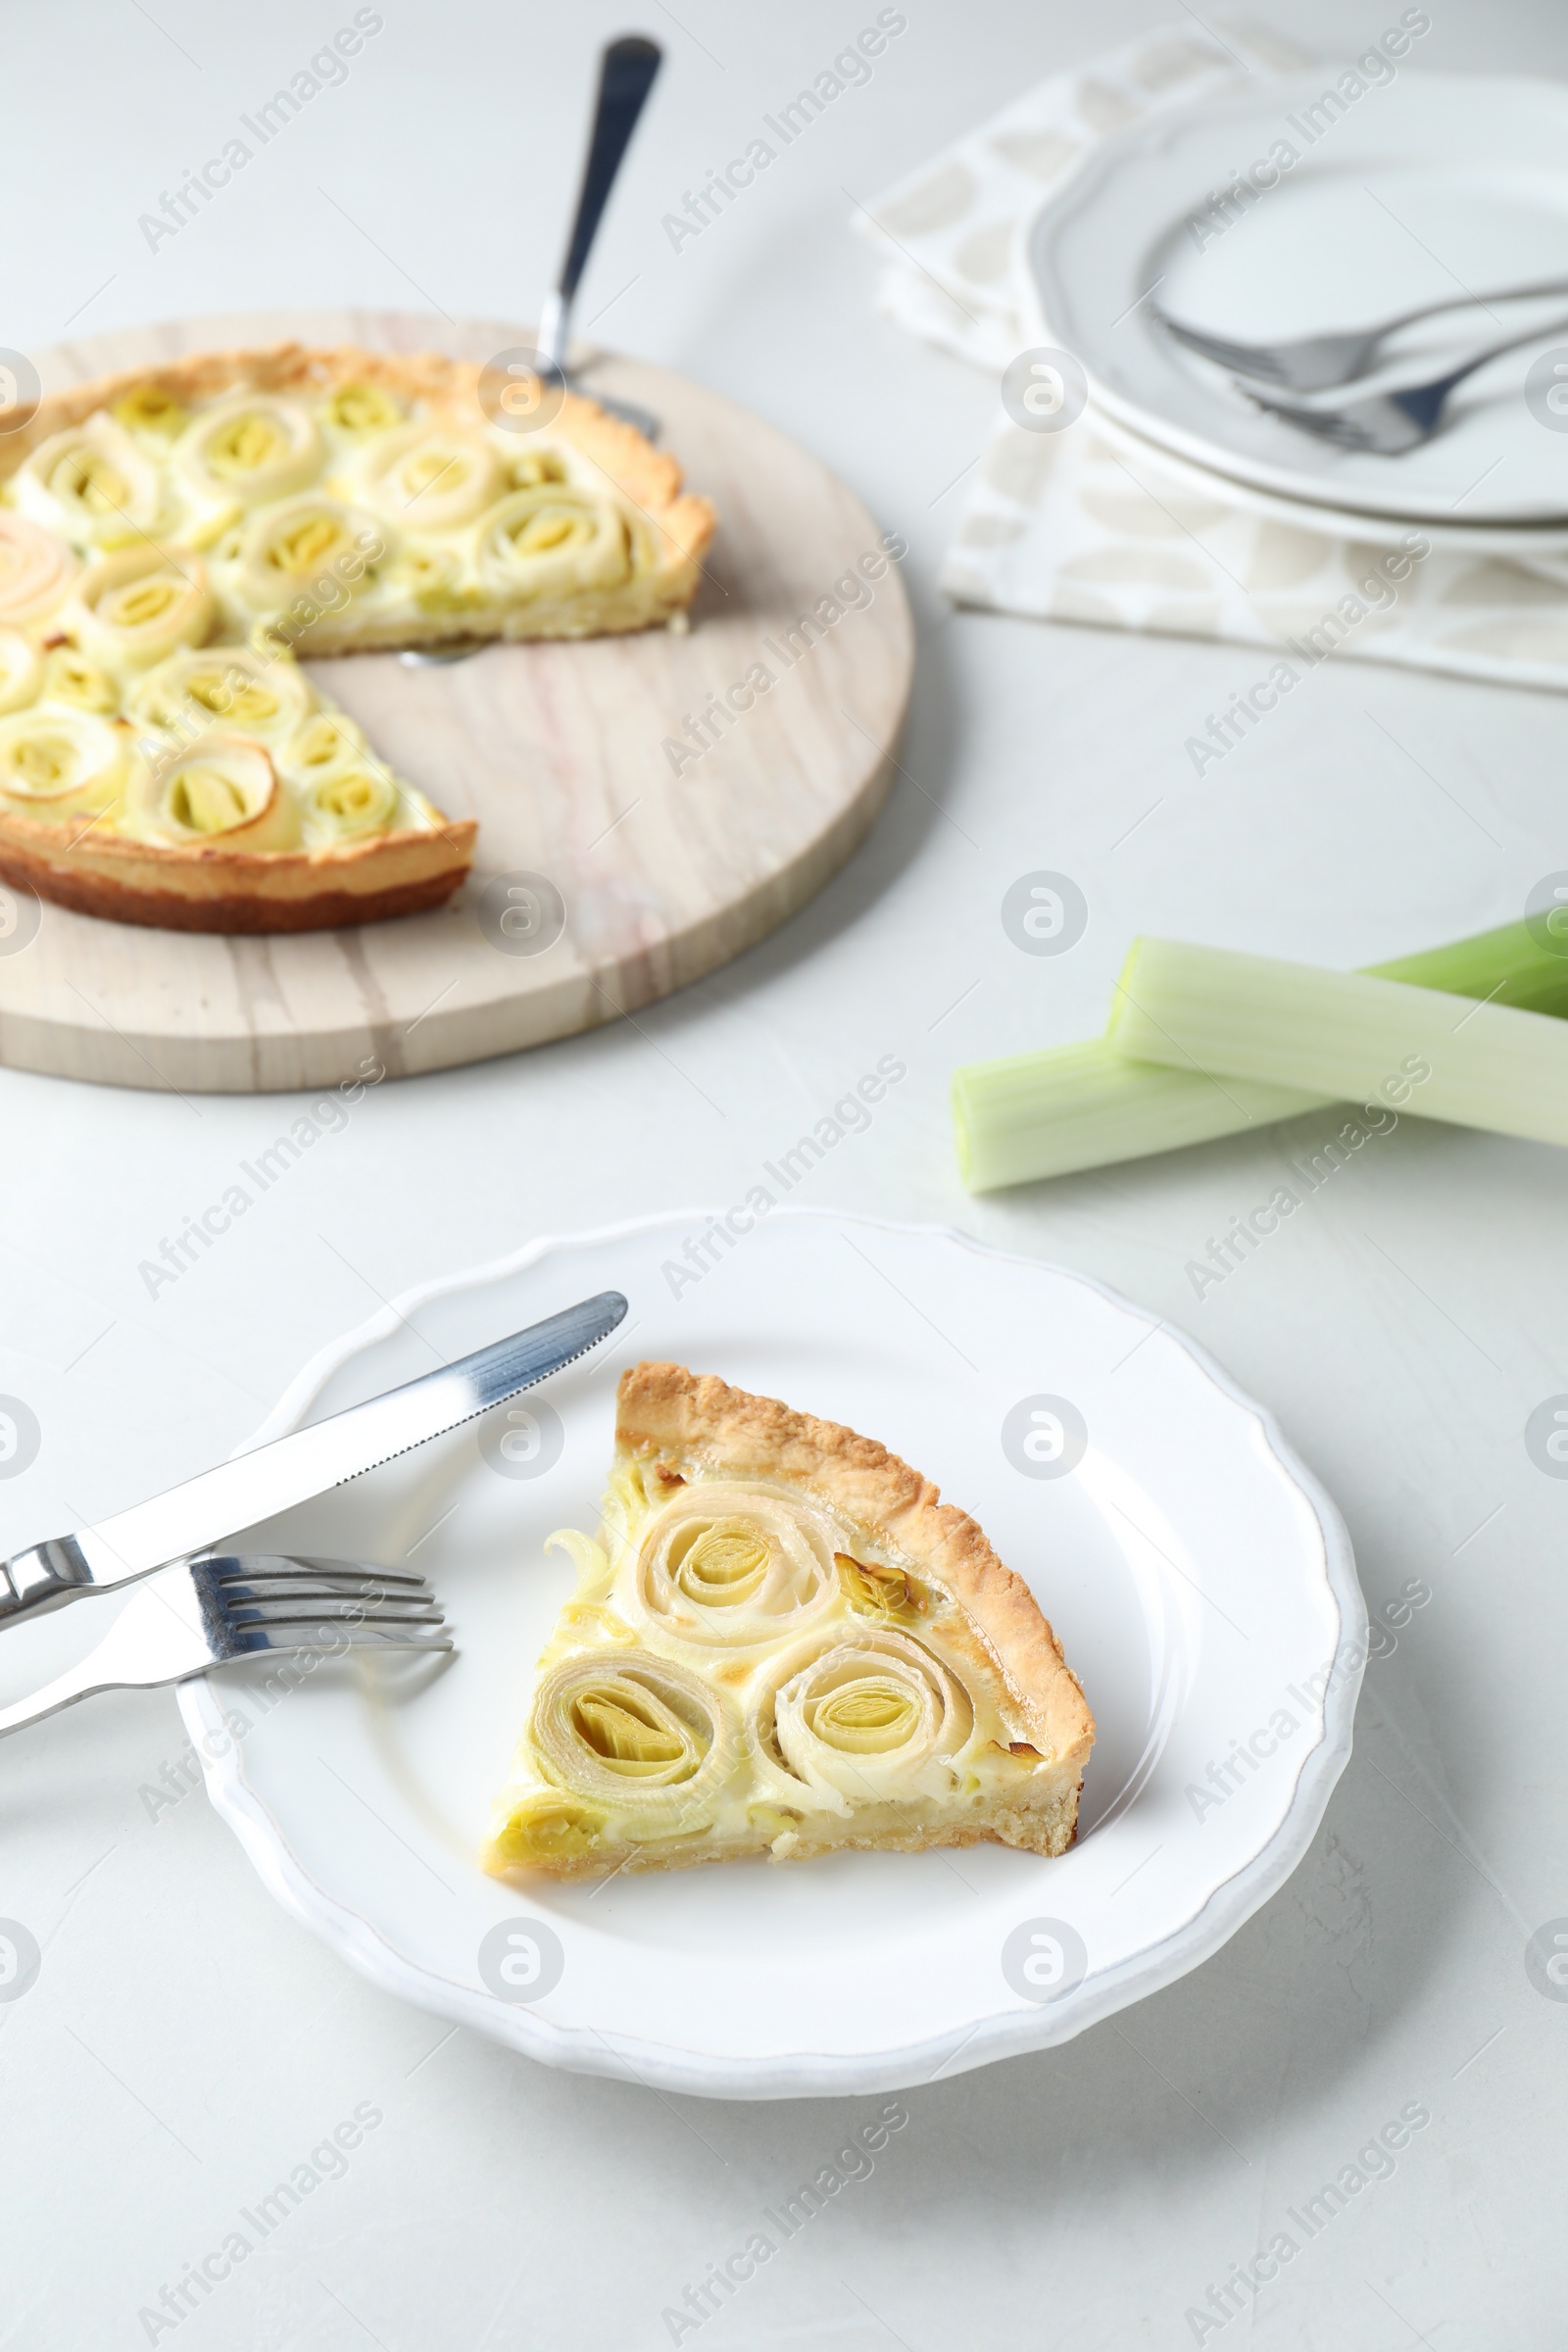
xmin=482 ymin=1362 xmax=1095 ymax=1882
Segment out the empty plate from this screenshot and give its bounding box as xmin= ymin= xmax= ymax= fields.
xmin=1027 ymin=71 xmax=1568 ymax=525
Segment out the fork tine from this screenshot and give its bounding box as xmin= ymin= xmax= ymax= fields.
xmin=223 ymin=1599 xmax=446 ymax=1627
xmin=225 ymin=1620 xmax=448 ymax=1643
xmin=231 ymin=1621 xmax=450 ymax=1643
xmin=211 ymin=1580 xmax=439 ymax=1599
xmin=198 ymin=1553 xmax=453 ymax=1671
xmin=213 ymin=1572 xmax=435 ymax=1593
xmin=272 ymin=1556 xmax=433 ymax=1589
xmin=214 ymin=1579 xmax=436 ymax=1605
xmin=1164 ymin=319 xmax=1285 ymax=379
xmin=1237 ymin=385 xmax=1370 ymax=448
xmin=202 ymin=1553 xmax=433 ymax=1591
xmin=230 ymin=1625 xmax=454 ymax=1655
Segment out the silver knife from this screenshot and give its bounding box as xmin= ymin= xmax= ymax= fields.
xmin=0 ymin=1289 xmax=627 ymax=1626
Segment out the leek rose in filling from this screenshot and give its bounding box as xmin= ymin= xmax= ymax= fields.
xmin=0 ymin=706 xmax=133 ymax=818
xmin=138 ymin=734 xmax=299 ymax=851
xmin=0 ymin=514 xmax=77 ymax=628
xmin=72 ymin=546 xmax=215 ymax=669
xmin=173 ymin=393 xmax=324 ymax=511
xmin=14 ymin=419 xmax=166 ymax=548
xmin=128 ymin=644 xmax=313 ymax=749
xmin=476 ymin=486 xmax=635 ymax=602
xmin=630 ymin=1483 xmax=839 ymax=1654
xmin=524 ymin=1651 xmax=736 ymax=1842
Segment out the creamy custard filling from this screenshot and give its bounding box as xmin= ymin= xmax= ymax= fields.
xmin=487 ymin=1459 xmax=1055 ymax=1874
xmin=0 ymin=629 xmax=42 ymax=715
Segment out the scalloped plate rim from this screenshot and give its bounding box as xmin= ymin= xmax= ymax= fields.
xmin=180 ymin=1206 xmax=1365 ymax=2099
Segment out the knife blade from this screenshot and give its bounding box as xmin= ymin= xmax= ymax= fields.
xmin=0 ymin=1289 xmax=627 ymax=1625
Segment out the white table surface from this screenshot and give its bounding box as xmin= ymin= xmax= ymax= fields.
xmin=3 ymin=3 xmax=1566 ymax=2346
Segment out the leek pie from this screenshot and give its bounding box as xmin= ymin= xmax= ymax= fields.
xmin=0 ymin=344 xmax=714 ymax=931
xmin=484 ymin=1363 xmax=1095 ymax=1880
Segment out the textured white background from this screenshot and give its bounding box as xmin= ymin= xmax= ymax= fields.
xmin=2 ymin=2 xmax=1567 ymax=2347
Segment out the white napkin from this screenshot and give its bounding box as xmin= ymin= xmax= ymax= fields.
xmin=856 ymin=24 xmax=1568 ymax=695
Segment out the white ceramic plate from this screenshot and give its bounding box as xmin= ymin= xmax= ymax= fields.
xmin=182 ymin=1210 xmax=1364 ymax=2099
xmin=1027 ymin=71 xmax=1568 ymax=525
xmin=1090 ymin=403 xmax=1568 ymax=576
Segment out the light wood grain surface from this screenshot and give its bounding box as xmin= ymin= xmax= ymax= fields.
xmin=0 ymin=309 xmax=913 ymax=1093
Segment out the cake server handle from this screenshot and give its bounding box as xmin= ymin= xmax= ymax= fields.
xmin=537 ymin=35 xmax=662 ymax=373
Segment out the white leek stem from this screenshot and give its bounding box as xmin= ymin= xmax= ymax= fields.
xmin=952 ymin=1041 xmax=1323 ymax=1190
xmin=1106 ymin=939 xmax=1568 ymax=1147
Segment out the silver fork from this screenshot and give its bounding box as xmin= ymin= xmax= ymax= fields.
xmin=1157 ymin=275 xmax=1568 ymax=392
xmin=1237 ymin=312 xmax=1568 ymax=455
xmin=0 ymin=1554 xmax=451 ymax=1740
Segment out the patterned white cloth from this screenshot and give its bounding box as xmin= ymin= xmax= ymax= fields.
xmin=856 ymin=23 xmax=1568 ymax=694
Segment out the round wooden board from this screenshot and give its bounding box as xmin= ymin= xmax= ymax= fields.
xmin=0 ymin=309 xmax=912 ymax=1094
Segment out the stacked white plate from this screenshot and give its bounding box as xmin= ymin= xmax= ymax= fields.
xmin=1021 ymin=70 xmax=1568 ymax=570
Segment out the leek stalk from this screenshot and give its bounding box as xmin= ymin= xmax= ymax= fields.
xmin=954 ymin=918 xmax=1568 ymax=1191
xmin=1107 ymin=937 xmax=1568 ymax=1149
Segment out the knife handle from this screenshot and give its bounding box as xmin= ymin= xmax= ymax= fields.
xmin=0 ymin=1536 xmax=99 ymax=1625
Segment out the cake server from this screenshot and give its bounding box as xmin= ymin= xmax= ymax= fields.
xmin=535 ymin=33 xmax=663 ymax=439
xmin=400 ymin=34 xmax=662 ymax=669
xmin=0 ymin=1290 xmax=626 ymax=1627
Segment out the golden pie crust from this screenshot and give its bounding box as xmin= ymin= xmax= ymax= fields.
xmin=0 ymin=802 xmax=476 ymax=932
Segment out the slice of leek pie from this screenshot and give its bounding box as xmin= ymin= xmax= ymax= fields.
xmin=484 ymin=1363 xmax=1095 ymax=1880
xmin=0 ymin=343 xmax=714 ymax=930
